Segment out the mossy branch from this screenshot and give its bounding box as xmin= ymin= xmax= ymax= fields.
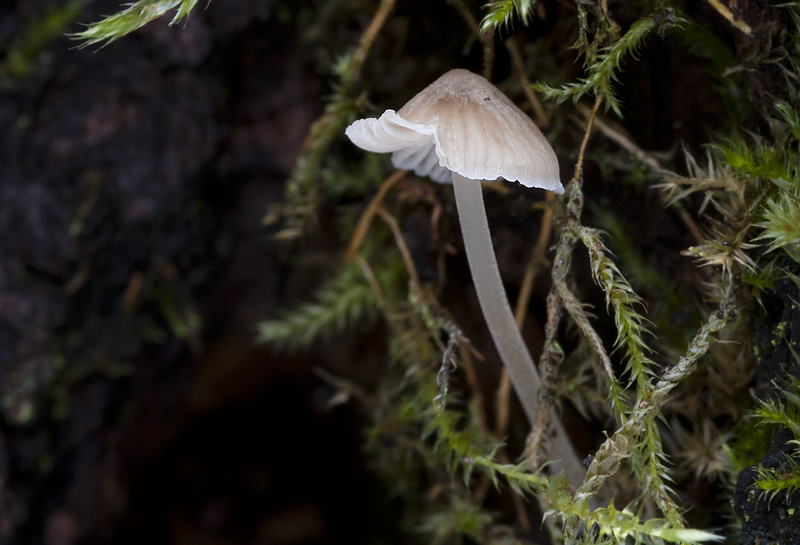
xmin=72 ymin=0 xmax=201 ymax=48
xmin=257 ymin=256 xmax=404 ymax=351
xmin=425 ymin=408 xmax=548 ymax=492
xmin=577 ymin=225 xmax=657 ymax=394
xmin=549 ymin=493 xmax=723 ymax=544
xmin=533 ymin=17 xmax=657 ymax=117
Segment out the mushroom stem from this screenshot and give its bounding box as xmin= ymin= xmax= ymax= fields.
xmin=451 ymin=173 xmax=584 ymax=486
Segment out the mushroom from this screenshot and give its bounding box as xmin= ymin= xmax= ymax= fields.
xmin=346 ymin=69 xmax=582 ymax=484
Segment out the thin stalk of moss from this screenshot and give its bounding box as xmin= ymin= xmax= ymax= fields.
xmin=347 ymin=169 xmax=408 ymax=260
xmin=376 ymin=207 xmax=425 ymax=304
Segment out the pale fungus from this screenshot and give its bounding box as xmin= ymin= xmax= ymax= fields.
xmin=346 ymin=69 xmax=583 ymax=484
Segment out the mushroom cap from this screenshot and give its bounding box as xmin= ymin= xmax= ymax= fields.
xmin=345 ymin=69 xmax=563 ymax=194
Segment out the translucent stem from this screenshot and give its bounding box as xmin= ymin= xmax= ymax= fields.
xmin=451 ymin=173 xmax=584 ymax=486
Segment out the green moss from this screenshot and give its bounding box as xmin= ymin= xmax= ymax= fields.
xmin=71 ymin=0 xmax=202 ymax=48
xmin=534 ymin=15 xmax=666 ymax=117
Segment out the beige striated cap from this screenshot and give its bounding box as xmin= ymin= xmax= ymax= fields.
xmin=346 ymin=69 xmax=563 ymax=193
